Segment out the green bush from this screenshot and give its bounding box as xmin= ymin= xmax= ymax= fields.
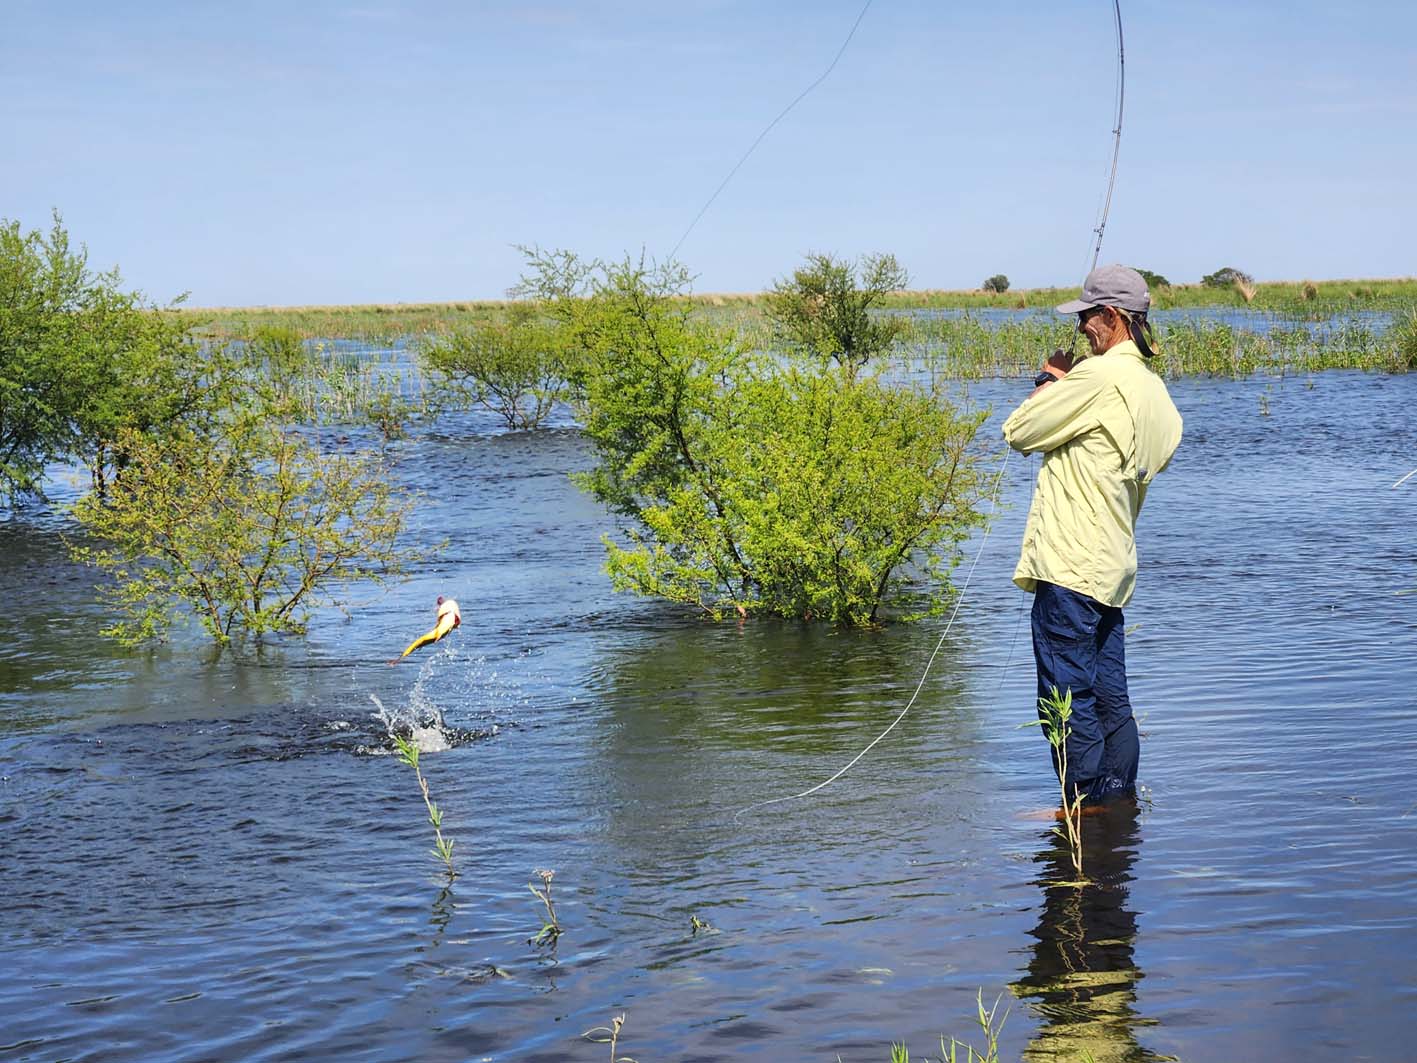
xmin=542 ymin=254 xmax=993 ymax=624
xmin=71 ymin=419 xmax=422 ymax=645
xmin=419 ymin=303 xmax=570 ymax=429
xmin=981 ymin=274 xmax=1010 ymax=293
xmin=1135 ymin=267 xmax=1170 ymax=289
xmin=3 ymin=215 xmax=429 ymax=647
xmin=0 ymin=212 xmax=220 ymax=499
xmin=765 ymin=252 xmax=910 ymax=376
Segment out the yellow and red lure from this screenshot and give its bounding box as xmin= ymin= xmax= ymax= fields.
xmin=389 ymin=596 xmax=461 ymax=664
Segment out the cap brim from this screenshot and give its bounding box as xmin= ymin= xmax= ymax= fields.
xmin=1055 ymin=298 xmax=1096 ymax=314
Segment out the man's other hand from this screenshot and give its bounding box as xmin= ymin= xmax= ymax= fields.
xmin=1043 ymin=348 xmax=1076 ymax=380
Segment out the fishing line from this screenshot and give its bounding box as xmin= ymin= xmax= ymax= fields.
xmin=669 ymin=0 xmax=875 ymax=260
xmin=731 ymin=1 xmax=1129 ymax=821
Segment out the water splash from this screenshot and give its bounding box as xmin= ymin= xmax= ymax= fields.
xmin=358 ymin=640 xmax=535 ymax=755
xmin=369 ymin=692 xmax=450 ymax=753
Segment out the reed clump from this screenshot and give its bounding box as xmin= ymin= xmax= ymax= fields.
xmin=1391 ymin=309 xmax=1417 ymax=371
xmin=893 ymin=312 xmax=1410 ymax=380
xmin=238 ymin=326 xmax=436 ymax=437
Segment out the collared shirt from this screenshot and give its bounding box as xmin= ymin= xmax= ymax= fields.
xmin=1001 ymin=339 xmax=1182 ymax=607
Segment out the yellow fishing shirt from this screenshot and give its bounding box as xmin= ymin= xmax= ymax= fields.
xmin=1002 ymin=339 xmax=1182 ymax=607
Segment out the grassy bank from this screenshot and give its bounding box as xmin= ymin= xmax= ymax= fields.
xmin=176 ymin=277 xmax=1417 ymax=341
xmin=881 ymin=276 xmax=1417 ymax=316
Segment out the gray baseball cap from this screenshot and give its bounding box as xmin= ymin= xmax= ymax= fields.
xmin=1056 ymin=263 xmax=1150 ymax=315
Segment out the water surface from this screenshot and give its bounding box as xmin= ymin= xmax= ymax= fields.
xmin=2 ymin=369 xmax=1415 ymax=1061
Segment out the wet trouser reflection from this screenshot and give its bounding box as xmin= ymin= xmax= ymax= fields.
xmin=1012 ymin=803 xmax=1169 ymax=1063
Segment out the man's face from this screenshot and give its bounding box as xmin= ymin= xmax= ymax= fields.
xmin=1078 ymin=305 xmax=1116 ymax=356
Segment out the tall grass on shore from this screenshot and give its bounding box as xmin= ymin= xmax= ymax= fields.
xmin=176 ymin=301 xmax=511 ymax=343
xmin=196 ymin=300 xmax=1417 ymax=402
xmin=174 ymin=278 xmax=1417 ymax=342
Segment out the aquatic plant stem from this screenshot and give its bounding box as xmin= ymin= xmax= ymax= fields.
xmin=529 ymin=868 xmax=561 ymax=946
xmin=582 ymin=1012 xmax=636 ymax=1063
xmin=1033 ymin=686 xmax=1086 ymax=884
xmin=392 ymin=734 xmax=456 ymax=877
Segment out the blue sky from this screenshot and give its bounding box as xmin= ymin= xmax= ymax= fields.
xmin=4 ymin=1 xmax=1414 ymax=305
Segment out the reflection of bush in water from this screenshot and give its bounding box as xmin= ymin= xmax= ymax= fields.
xmin=592 ymin=620 xmax=980 ymax=756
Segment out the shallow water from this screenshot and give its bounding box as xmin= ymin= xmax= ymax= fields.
xmin=2 ymin=369 xmax=1416 ymax=1061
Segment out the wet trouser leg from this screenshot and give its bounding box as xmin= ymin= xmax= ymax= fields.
xmin=1030 ymin=581 xmax=1138 ymax=803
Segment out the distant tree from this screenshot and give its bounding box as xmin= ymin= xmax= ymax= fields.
xmin=981 ymin=274 xmax=1010 ymax=293
xmin=0 ymin=212 xmax=241 ymax=500
xmin=764 ymin=252 xmax=910 ymax=376
xmin=1135 ymin=268 xmax=1171 ymax=289
xmin=1201 ymin=266 xmax=1253 ymax=289
xmin=420 ymin=302 xmax=572 ymax=430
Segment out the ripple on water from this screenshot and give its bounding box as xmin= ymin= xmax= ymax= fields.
xmin=2 ymin=371 xmax=1416 ymax=1060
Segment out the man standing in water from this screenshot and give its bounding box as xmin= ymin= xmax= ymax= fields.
xmin=1003 ymin=264 xmax=1182 ymax=806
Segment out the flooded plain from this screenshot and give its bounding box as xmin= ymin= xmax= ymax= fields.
xmin=2 ymin=366 xmax=1415 ymax=1061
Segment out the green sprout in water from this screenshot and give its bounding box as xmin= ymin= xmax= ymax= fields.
xmin=582 ymin=1011 xmax=636 ymax=1063
xmin=690 ymin=913 xmax=715 ymax=935
xmin=889 ymin=990 xmax=1008 ymax=1063
xmin=1030 ymin=686 xmax=1088 ymax=885
xmin=391 ymin=734 xmax=456 ymax=878
xmin=529 ymin=868 xmax=561 ymax=947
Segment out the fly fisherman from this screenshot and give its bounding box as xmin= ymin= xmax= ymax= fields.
xmin=1003 ymin=264 xmax=1182 ymax=807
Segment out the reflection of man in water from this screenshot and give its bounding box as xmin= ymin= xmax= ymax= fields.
xmin=1014 ymin=806 xmax=1166 ymax=1062
xmin=1002 ymin=265 xmax=1182 ymax=805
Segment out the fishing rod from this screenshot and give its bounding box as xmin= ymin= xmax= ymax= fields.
xmin=1090 ymin=0 xmax=1126 ymax=274
xmin=733 ymin=1 xmax=1129 ymax=821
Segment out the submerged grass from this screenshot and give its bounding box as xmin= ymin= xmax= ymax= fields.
xmin=897 ymin=311 xmax=1415 ymax=379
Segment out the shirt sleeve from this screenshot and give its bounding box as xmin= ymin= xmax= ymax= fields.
xmin=1002 ymin=363 xmax=1108 ymax=454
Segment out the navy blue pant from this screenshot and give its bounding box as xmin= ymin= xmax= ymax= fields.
xmin=1031 ymin=581 xmax=1139 ymax=804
